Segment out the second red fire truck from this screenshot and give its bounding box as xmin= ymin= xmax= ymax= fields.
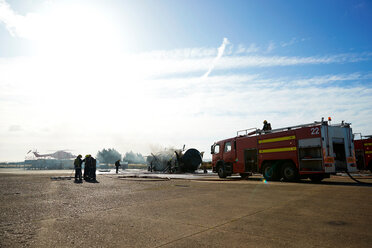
xmin=355 ymin=135 xmax=372 ymax=172
xmin=211 ymin=119 xmax=357 ymax=182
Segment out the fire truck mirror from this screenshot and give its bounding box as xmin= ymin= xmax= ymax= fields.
xmin=214 ymin=144 xmax=220 ymax=154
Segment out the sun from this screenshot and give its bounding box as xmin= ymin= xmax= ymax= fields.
xmin=34 ymin=3 xmax=123 ymax=59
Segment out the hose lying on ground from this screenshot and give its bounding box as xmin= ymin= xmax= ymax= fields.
xmin=50 ymin=176 xmax=74 ymax=180
xmin=345 ymin=171 xmax=372 ymax=185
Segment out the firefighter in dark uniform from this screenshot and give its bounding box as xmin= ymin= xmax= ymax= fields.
xmin=115 ymin=160 xmax=121 ymax=174
xmin=91 ymin=156 xmax=97 ymax=182
xmin=74 ymin=155 xmax=83 ymax=183
xmin=263 ymin=120 xmax=272 ymax=131
xmin=83 ymin=154 xmax=92 ymax=181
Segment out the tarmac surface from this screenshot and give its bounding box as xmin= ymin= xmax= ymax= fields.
xmin=0 ymin=169 xmax=371 ymax=248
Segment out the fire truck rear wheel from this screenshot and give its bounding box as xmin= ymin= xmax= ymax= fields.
xmin=263 ymin=164 xmax=279 ymax=181
xmin=218 ymin=166 xmax=227 ymax=178
xmin=282 ymin=163 xmax=298 ymax=181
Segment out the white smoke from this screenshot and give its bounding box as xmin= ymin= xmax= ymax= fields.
xmin=202 ymin=37 xmax=229 ymax=78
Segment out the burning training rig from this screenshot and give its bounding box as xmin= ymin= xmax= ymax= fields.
xmin=147 ymin=147 xmax=204 ymax=173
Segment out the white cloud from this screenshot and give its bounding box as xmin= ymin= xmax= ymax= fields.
xmin=236 ymin=43 xmax=260 ymax=54
xmin=281 ymin=37 xmax=297 ymax=47
xmin=293 ymin=73 xmax=363 ymax=86
xmin=266 ymin=41 xmax=276 ymax=53
xmin=0 ymin=0 xmax=41 ymax=39
xmin=110 ymin=52 xmax=372 ymax=79
xmin=216 ymin=53 xmax=370 ymax=70
xmin=246 ymin=43 xmax=260 ymax=53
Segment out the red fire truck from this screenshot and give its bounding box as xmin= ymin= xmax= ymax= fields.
xmin=354 ymin=135 xmax=372 ymax=172
xmin=211 ymin=119 xmax=357 ymax=182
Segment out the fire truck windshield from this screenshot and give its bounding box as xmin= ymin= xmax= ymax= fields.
xmin=224 ymin=142 xmax=232 ymax=152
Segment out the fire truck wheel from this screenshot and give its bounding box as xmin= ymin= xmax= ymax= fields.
xmin=263 ymin=164 xmax=278 ymax=181
xmin=218 ymin=166 xmax=227 ymax=178
xmin=281 ymin=163 xmax=298 ymax=181
xmin=309 ymin=174 xmax=324 ymax=183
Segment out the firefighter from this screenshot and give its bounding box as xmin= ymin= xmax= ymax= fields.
xmin=91 ymin=156 xmax=97 ymax=182
xmin=83 ymin=154 xmax=92 ymax=181
xmin=74 ymin=155 xmax=83 ymax=183
xmin=115 ymin=160 xmax=121 ymax=174
xmin=263 ymin=120 xmax=272 ymax=131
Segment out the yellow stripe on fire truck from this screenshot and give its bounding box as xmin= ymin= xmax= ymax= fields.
xmin=259 ymin=147 xmax=297 ymax=153
xmin=258 ymin=135 xmax=296 ymax=144
xmin=365 ymin=151 xmax=372 ymax=154
xmin=364 ymin=143 xmax=372 ymax=146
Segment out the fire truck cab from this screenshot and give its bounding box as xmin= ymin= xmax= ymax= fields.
xmin=211 ymin=119 xmax=357 ymax=182
xmin=354 ymin=135 xmax=372 ymax=172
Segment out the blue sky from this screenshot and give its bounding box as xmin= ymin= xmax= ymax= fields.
xmin=0 ymin=0 xmax=371 ymax=161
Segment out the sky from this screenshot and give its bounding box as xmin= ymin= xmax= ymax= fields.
xmin=0 ymin=0 xmax=371 ymax=161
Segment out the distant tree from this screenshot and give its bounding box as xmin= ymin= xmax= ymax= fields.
xmin=123 ymin=151 xmax=145 ymax=164
xmin=96 ymin=148 xmax=122 ymax=165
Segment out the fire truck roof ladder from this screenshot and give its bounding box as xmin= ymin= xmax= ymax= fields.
xmin=237 ymin=119 xmax=350 ymax=137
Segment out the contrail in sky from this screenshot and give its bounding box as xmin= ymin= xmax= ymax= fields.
xmin=202 ymin=37 xmax=229 ymax=78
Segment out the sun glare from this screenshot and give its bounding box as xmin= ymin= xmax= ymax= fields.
xmin=0 ymin=1 xmax=164 ymax=132
xmin=34 ymin=3 xmax=122 ymax=59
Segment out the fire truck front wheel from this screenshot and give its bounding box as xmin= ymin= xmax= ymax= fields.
xmin=281 ymin=162 xmax=298 ymax=181
xmin=217 ymin=165 xmax=227 ymax=178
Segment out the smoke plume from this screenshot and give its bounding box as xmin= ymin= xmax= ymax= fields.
xmin=202 ymin=37 xmax=229 ymax=78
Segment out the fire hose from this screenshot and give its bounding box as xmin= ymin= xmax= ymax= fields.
xmin=344 ymin=171 xmax=371 ymax=185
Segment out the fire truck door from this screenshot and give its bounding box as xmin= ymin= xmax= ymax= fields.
xmin=223 ymin=141 xmax=233 ymax=162
xmin=244 ymin=149 xmax=258 ymax=172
